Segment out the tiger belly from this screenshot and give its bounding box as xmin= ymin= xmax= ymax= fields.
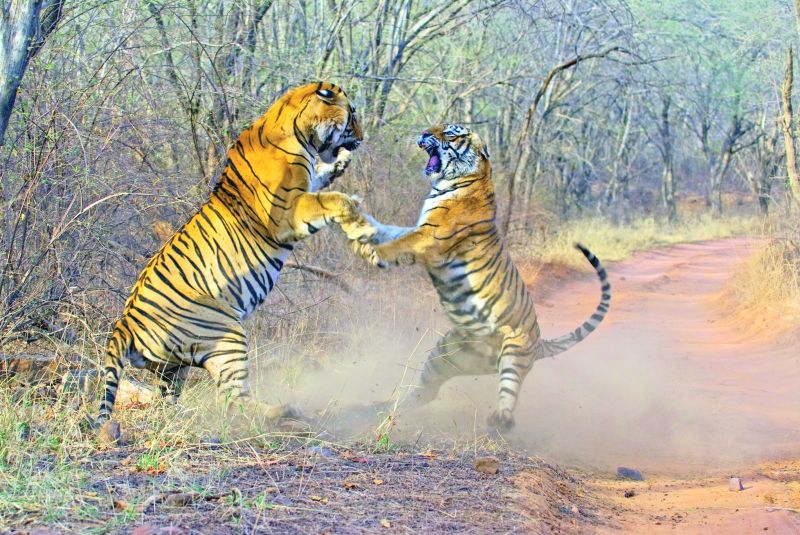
xmin=429 ymin=262 xmax=505 ymax=337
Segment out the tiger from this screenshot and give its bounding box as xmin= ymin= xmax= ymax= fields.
xmin=356 ymin=124 xmax=611 ymax=431
xmin=93 ymin=82 xmax=377 ymax=431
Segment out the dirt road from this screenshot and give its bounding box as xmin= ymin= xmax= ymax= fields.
xmin=524 ymin=238 xmax=800 ymax=532
xmin=522 ymin=237 xmax=800 ymax=470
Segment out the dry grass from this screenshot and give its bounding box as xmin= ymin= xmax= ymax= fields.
xmin=726 ymin=222 xmax=800 ymax=324
xmin=0 ymin=377 xmax=605 ymax=534
xmin=522 ymin=214 xmax=764 ymax=270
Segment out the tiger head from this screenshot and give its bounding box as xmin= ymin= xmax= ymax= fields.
xmin=418 ymin=124 xmax=491 ymax=181
xmin=276 ymin=82 xmax=363 ymax=164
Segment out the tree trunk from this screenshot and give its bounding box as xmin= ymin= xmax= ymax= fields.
xmin=794 ymin=0 xmax=800 ymax=42
xmin=0 ymin=0 xmax=63 ymax=145
xmin=659 ymin=97 xmax=678 ymax=222
xmin=709 ymin=151 xmax=732 ymax=216
xmin=781 ymin=46 xmax=800 ymax=208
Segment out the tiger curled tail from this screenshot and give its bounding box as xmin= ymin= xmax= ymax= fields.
xmin=354 ymin=124 xmax=610 ymax=431
xmin=93 ymin=82 xmax=379 ymax=432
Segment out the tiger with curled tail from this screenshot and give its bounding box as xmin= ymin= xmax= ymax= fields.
xmin=356 ymin=124 xmax=610 ymax=431
xmin=93 ymin=82 xmax=377 ymax=431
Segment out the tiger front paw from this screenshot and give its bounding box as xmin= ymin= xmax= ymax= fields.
xmin=350 ymin=240 xmax=388 ymax=268
xmin=339 ymin=206 xmax=377 ymax=244
xmin=314 ymin=149 xmax=352 ymax=188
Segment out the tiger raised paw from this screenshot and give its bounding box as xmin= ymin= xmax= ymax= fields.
xmin=93 ymin=82 xmax=366 ymax=434
xmin=357 ymin=124 xmax=611 ymax=432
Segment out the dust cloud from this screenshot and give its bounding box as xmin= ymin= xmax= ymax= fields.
xmin=254 ymin=239 xmax=800 ymax=475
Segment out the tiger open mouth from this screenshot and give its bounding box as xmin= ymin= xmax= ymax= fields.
xmin=419 ymin=138 xmax=441 ymax=175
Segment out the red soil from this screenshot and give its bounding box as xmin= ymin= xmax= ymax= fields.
xmin=522 ymin=237 xmax=800 ymax=532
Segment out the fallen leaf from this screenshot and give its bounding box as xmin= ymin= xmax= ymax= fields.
xmin=350 ymin=457 xmax=369 ymax=463
xmin=373 ymin=478 xmax=384 ymax=485
xmin=419 ymin=450 xmax=438 ymax=458
xmin=310 ymin=495 xmax=328 ymax=504
xmin=343 ymin=481 xmax=359 ymax=490
xmin=380 ymin=519 xmax=391 ymax=528
xmin=113 ymin=499 xmax=130 ymax=511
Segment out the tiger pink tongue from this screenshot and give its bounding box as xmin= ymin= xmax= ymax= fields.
xmin=426 ymin=154 xmax=440 ymax=170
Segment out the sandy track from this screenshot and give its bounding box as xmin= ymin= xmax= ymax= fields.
xmin=515 ymin=237 xmax=800 ymax=473
xmin=521 ymin=238 xmax=800 ymax=532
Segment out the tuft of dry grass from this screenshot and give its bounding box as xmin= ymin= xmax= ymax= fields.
xmin=726 ymin=231 xmax=800 ymax=324
xmin=521 ymin=215 xmax=764 ymax=270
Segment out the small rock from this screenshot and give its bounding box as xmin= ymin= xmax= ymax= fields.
xmin=729 ymin=477 xmax=744 ymax=491
xmin=116 ymin=377 xmax=159 ymax=406
xmin=617 ymin=467 xmax=644 ymax=481
xmin=272 ymin=496 xmax=292 ymax=506
xmin=0 ymin=353 xmax=66 ymax=383
xmin=164 ymin=493 xmax=199 ymax=507
xmin=97 ymin=420 xmax=121 ymax=448
xmin=557 ymin=504 xmax=579 ymax=516
xmin=308 ymin=445 xmax=336 ymax=457
xmin=624 ymin=489 xmax=636 ymax=498
xmin=474 ymin=455 xmax=501 ymax=475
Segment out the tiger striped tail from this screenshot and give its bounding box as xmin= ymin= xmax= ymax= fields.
xmin=540 ymin=243 xmax=611 ymax=358
xmin=96 ymin=326 xmax=131 ymax=427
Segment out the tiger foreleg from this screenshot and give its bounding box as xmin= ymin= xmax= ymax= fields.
xmin=488 ymin=329 xmax=535 ymax=432
xmin=277 ymin=191 xmax=375 ymax=244
xmin=355 ymin=229 xmax=435 ymax=268
xmin=376 ymin=230 xmax=433 ymax=265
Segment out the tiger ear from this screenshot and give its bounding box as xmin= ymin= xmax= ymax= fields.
xmin=481 ymin=143 xmax=491 ymax=160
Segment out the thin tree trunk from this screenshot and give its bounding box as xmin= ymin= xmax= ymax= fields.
xmin=794 ymin=0 xmax=800 ymax=41
xmin=710 ymin=151 xmax=732 ymax=216
xmin=659 ymin=97 xmax=678 ymax=222
xmin=781 ymin=47 xmax=800 ymax=207
xmin=0 ymin=0 xmax=63 ymax=145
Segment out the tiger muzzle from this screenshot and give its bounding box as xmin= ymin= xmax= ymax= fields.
xmin=418 ymin=132 xmax=441 ymax=175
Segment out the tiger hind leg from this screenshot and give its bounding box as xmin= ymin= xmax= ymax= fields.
xmin=90 ymin=328 xmax=130 ymax=432
xmin=200 ymin=336 xmax=298 ymax=423
xmin=408 ymin=329 xmax=497 ymax=407
xmin=487 ymin=328 xmax=536 ymax=432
